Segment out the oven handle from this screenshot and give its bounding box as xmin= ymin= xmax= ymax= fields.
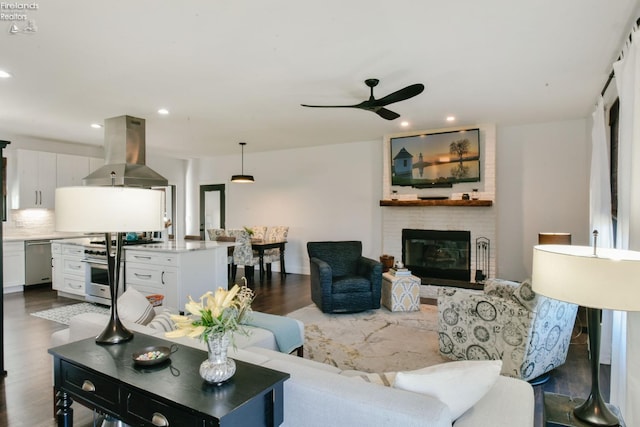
xmin=81 ymin=259 xmax=108 ymax=266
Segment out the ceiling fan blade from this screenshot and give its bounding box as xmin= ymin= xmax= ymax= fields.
xmin=300 ymin=103 xmax=360 ymax=108
xmin=375 ymin=108 xmax=400 ymax=120
xmin=372 ymin=83 xmax=425 ymax=107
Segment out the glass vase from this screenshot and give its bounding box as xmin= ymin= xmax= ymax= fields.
xmin=199 ymin=331 xmax=236 ymax=385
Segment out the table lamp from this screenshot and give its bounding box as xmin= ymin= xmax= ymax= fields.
xmin=532 ymin=233 xmax=640 ymax=426
xmin=55 ymin=185 xmax=164 ymax=344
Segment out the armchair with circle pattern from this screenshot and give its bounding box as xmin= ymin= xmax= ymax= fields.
xmin=437 ymin=278 xmax=578 ymax=382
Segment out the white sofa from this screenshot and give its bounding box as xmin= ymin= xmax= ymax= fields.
xmin=51 ymin=312 xmax=535 ymax=427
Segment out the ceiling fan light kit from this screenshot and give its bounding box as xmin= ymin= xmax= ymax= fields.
xmin=231 ymin=142 xmax=254 ymax=183
xmin=301 ymin=78 xmax=425 ymax=120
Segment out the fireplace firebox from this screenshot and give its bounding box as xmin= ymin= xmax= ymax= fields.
xmin=402 ymin=229 xmax=471 ymax=282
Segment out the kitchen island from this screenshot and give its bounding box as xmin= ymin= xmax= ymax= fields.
xmin=51 ymin=238 xmax=235 ymax=311
xmin=124 ymin=240 xmax=235 ymax=311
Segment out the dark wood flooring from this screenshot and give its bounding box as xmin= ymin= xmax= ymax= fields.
xmin=0 ymin=272 xmax=606 ymax=426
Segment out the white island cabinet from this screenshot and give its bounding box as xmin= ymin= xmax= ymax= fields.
xmin=124 ymin=241 xmax=233 ymax=312
xmin=51 ymin=241 xmax=87 ymax=300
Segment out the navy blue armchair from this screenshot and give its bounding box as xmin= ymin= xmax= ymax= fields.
xmin=307 ymin=241 xmax=382 ymax=313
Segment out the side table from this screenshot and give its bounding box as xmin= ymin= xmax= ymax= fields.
xmin=381 ymin=272 xmax=420 ymax=312
xmin=49 ymin=334 xmax=289 ymax=427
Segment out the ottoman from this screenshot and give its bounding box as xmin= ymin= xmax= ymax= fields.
xmin=381 ymin=272 xmax=420 ymax=312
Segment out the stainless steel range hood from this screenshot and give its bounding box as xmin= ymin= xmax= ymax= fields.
xmin=83 ymin=115 xmax=168 ymax=187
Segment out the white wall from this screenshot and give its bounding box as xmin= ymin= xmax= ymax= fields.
xmin=189 ymin=118 xmax=590 ymax=281
xmin=496 ymin=118 xmax=590 ymax=280
xmin=193 ymin=140 xmax=383 ymax=275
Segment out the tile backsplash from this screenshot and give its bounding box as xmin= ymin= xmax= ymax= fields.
xmin=3 ymin=209 xmax=56 ymax=237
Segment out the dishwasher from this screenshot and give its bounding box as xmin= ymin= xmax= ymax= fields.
xmin=24 ymin=239 xmax=53 ymax=286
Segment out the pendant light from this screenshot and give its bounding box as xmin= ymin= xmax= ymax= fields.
xmin=230 ymin=142 xmax=254 ymax=183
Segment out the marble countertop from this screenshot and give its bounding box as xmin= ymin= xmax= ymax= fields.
xmin=50 ymin=238 xmax=235 ymax=253
xmin=3 ymin=233 xmax=93 ymax=242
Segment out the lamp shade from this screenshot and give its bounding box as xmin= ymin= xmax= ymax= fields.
xmin=532 ymin=244 xmax=640 ymax=311
xmin=538 ymin=232 xmax=571 ymax=245
xmin=55 ymin=186 xmax=165 ymax=232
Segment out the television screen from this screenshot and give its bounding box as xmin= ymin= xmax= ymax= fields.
xmin=390 ymin=128 xmax=480 ymax=187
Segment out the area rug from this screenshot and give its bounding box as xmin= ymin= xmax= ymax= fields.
xmin=287 ymin=304 xmax=449 ymax=373
xmin=31 ymin=302 xmax=110 ymax=325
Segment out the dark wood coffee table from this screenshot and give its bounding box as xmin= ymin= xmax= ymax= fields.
xmin=49 ymin=334 xmax=289 ymax=427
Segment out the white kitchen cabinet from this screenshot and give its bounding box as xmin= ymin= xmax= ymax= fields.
xmin=14 ymin=149 xmax=57 ymax=209
xmin=125 ymin=247 xmax=225 ymax=313
xmin=56 ymin=154 xmax=90 ymax=188
xmin=3 ymin=240 xmax=25 ymax=293
xmin=52 ymin=242 xmax=86 ymax=299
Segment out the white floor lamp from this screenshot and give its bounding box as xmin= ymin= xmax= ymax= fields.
xmin=55 ymin=185 xmax=164 ymax=344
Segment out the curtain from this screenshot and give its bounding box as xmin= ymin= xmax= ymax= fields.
xmin=589 ymin=96 xmax=615 ymax=363
xmin=612 ymin=26 xmax=640 ymax=425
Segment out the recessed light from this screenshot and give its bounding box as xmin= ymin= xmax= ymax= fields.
xmin=91 ymin=123 xmax=103 ymax=129
xmin=446 ymin=116 xmax=455 ymax=122
xmin=400 ymin=121 xmax=409 ymax=127
xmin=158 ymin=108 xmax=169 ymax=115
xmin=0 ymin=70 xmax=12 ymax=78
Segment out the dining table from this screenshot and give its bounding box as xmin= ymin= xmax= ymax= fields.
xmin=251 ymin=239 xmax=287 ymax=283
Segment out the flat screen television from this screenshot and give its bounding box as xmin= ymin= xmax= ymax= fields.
xmin=390 ymin=128 xmax=480 ymax=188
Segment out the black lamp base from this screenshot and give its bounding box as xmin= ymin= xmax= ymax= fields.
xmin=544 ymin=392 xmax=625 ymax=426
xmin=95 ymin=316 xmax=133 ymax=345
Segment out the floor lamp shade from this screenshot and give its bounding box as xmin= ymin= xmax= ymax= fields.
xmin=532 ymin=244 xmax=640 ymax=426
xmin=532 ymin=245 xmax=640 ymax=312
xmin=538 ymin=232 xmax=572 ymax=245
xmin=55 ymin=186 xmax=165 ymax=232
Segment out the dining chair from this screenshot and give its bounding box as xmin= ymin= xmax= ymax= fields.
xmin=263 ymin=226 xmax=289 ymax=277
xmin=227 ymin=228 xmax=261 ymax=285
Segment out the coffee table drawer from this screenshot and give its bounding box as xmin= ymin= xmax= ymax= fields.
xmin=125 ymin=390 xmax=201 ymax=427
xmin=60 ymin=361 xmax=119 ymax=413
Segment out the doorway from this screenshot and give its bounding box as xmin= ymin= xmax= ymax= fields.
xmin=199 ymin=184 xmax=226 ymax=240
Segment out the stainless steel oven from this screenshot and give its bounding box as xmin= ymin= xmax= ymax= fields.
xmin=84 ymin=256 xmax=112 ymax=305
xmin=83 ymin=239 xmax=157 ymax=305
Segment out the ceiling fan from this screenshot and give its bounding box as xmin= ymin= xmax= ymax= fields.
xmin=301 ymin=78 xmax=425 ymax=120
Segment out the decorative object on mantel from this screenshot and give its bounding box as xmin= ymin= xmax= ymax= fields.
xmin=532 ymin=231 xmax=640 ymax=426
xmin=475 ymin=237 xmax=490 ymax=282
xmin=166 ymin=282 xmax=254 ymax=385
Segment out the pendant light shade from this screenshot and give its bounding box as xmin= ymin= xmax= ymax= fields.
xmin=231 ymin=142 xmax=254 ymax=183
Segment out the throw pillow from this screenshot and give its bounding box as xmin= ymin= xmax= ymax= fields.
xmin=393 ymin=360 xmax=502 ymax=420
xmin=117 ymin=287 xmax=156 ymax=325
xmin=147 ymin=309 xmax=177 ymax=332
xmin=512 ymin=279 xmax=539 ymax=311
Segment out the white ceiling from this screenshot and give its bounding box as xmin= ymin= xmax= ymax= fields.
xmin=0 ymin=0 xmax=638 ymax=158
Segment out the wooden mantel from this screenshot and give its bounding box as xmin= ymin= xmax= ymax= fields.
xmin=379 ymin=199 xmax=493 ymax=207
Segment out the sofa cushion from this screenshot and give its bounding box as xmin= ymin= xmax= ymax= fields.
xmin=332 ymin=276 xmax=371 ymax=294
xmin=346 ymin=371 xmax=397 ymax=386
xmin=118 ymin=287 xmax=155 ymax=325
xmin=393 ymin=360 xmax=502 ymax=420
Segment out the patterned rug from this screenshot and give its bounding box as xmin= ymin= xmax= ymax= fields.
xmin=286 ymin=304 xmax=449 ymax=373
xmin=31 ymin=302 xmax=110 ymax=325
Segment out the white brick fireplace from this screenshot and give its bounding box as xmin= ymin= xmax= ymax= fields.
xmin=381 ymin=124 xmax=497 ymax=288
